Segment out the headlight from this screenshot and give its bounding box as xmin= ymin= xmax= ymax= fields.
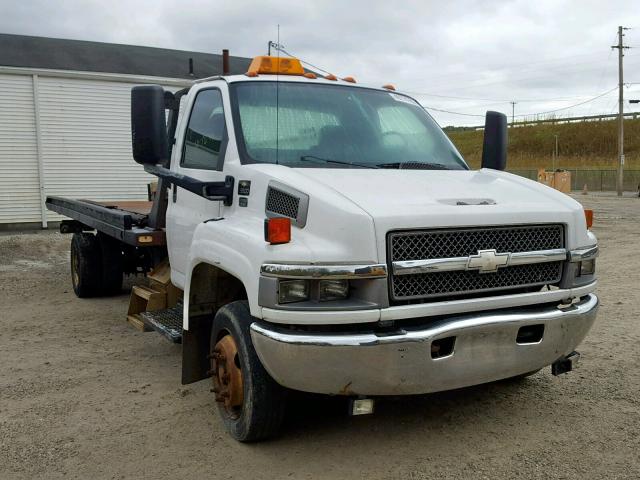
xmin=579 ymin=259 xmax=596 ymax=276
xmin=319 ymin=280 xmax=349 ymax=302
xmin=278 ymin=280 xmax=310 ymax=303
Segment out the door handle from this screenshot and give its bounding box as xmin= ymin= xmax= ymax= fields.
xmin=172 ymin=184 xmax=177 ymax=202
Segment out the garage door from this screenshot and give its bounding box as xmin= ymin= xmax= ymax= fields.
xmin=0 ymin=74 xmax=41 ymax=224
xmin=38 ymin=76 xmax=155 ymax=223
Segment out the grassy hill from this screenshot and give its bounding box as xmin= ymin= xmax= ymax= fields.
xmin=445 ymin=117 xmax=640 ymax=170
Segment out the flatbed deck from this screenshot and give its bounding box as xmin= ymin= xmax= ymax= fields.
xmin=84 ymin=200 xmax=154 ymax=216
xmin=46 ymin=196 xmax=166 ymax=247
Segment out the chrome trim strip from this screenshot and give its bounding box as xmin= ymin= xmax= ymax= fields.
xmin=261 ymin=263 xmax=388 ymax=280
xmin=509 ymin=249 xmax=568 ymax=265
xmin=392 ymin=256 xmax=469 ymax=275
xmin=261 ymin=307 xmax=381 ymax=325
xmin=569 ymin=245 xmax=599 ymax=262
xmin=392 ymin=248 xmax=567 ymax=276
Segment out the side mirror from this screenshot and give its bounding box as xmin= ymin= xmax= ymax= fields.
xmin=131 ymin=85 xmax=168 ymax=165
xmin=481 ymin=111 xmax=508 ymax=170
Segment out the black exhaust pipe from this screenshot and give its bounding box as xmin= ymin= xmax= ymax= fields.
xmin=222 ymin=49 xmax=230 ymax=75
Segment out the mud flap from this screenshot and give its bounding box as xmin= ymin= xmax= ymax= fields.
xmin=182 ymin=314 xmax=213 ymax=384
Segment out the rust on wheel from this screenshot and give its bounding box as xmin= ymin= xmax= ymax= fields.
xmin=211 ymin=334 xmax=244 ymax=417
xmin=70 ymin=248 xmax=79 ymax=288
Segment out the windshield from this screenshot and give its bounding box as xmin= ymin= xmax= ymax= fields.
xmin=231 ymin=81 xmax=468 ymax=170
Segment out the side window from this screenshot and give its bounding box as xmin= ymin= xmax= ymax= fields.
xmin=182 ymin=89 xmax=226 ymax=169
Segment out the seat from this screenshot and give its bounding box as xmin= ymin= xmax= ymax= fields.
xmin=313 ymin=125 xmax=349 ymax=160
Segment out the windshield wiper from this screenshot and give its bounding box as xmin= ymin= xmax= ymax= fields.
xmin=300 ymin=155 xmax=379 ymax=169
xmin=377 ymin=161 xmax=452 ymax=170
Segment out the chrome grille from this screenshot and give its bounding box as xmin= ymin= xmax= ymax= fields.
xmin=266 ymin=187 xmax=300 ymax=220
xmin=391 ymin=225 xmax=564 ymax=261
xmin=388 ymin=225 xmax=564 ymax=301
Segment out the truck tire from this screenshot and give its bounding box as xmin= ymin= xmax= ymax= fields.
xmin=209 ymin=301 xmax=287 ymax=442
xmin=97 ymin=233 xmax=123 ymax=295
xmin=70 ymin=233 xmax=103 ymax=298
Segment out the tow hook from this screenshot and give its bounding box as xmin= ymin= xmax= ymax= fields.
xmin=552 ymin=351 xmax=581 ymax=376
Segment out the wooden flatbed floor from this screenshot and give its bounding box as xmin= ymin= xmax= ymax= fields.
xmin=84 ymin=200 xmax=153 ymax=216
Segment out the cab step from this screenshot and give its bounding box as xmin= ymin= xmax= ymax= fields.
xmin=139 ymin=304 xmax=184 ymax=343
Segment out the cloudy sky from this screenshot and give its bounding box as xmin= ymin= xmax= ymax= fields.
xmin=2 ymin=0 xmax=640 ymax=126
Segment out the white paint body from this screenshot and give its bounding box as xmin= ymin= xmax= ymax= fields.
xmin=165 ymin=75 xmax=596 ymax=330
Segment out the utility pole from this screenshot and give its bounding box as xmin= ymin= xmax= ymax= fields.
xmin=612 ymin=26 xmax=630 ymax=196
xmin=510 ymin=101 xmax=517 ymax=125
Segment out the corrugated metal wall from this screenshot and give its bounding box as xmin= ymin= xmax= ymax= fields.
xmin=0 ymin=72 xmax=182 ymax=226
xmin=0 ymin=74 xmax=41 ymax=223
xmin=38 ymin=77 xmax=154 ymax=223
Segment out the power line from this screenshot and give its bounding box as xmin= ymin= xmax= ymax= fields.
xmin=448 ymin=101 xmax=515 ymax=110
xmin=403 ymin=90 xmax=605 ymax=103
xmin=402 ymin=50 xmax=615 ymax=88
xmin=403 ymin=91 xmax=508 ymax=102
xmin=420 ymin=87 xmax=617 ymax=118
xmin=265 ymin=43 xmax=625 ymax=122
xmin=424 ymin=61 xmax=622 ymax=93
xmin=513 ymin=87 xmax=618 ymax=117
xmin=268 ymin=43 xmax=619 ymax=106
xmin=422 ymin=106 xmax=486 ymax=117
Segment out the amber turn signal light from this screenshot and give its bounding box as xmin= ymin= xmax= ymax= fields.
xmin=584 ymin=209 xmax=594 ymax=229
xmin=247 ymin=56 xmax=305 ymax=76
xmin=265 ymin=217 xmax=291 ymax=244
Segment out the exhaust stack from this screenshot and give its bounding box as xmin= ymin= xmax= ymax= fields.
xmin=222 ymin=49 xmax=230 ymax=75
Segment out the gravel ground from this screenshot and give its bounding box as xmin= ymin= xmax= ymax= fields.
xmin=1 ymin=193 xmax=639 ymax=479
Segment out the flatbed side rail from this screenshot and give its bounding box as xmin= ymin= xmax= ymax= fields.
xmin=45 ymin=196 xmax=166 ymax=247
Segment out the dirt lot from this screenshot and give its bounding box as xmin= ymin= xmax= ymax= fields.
xmin=1 ymin=193 xmax=639 ymax=479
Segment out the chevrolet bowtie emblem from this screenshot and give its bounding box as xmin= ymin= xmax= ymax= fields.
xmin=467 ymin=249 xmax=510 ymax=273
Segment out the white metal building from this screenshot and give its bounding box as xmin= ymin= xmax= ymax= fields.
xmin=0 ymin=34 xmax=250 ymax=228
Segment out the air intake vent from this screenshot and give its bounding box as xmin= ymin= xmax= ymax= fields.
xmin=265 ymin=182 xmax=309 ymax=228
xmin=266 ymin=187 xmax=300 ymax=219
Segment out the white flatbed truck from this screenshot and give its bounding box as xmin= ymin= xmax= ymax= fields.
xmin=47 ymin=55 xmax=599 ymax=441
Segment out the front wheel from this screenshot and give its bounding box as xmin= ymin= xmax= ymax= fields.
xmin=210 ymin=301 xmax=287 ymax=442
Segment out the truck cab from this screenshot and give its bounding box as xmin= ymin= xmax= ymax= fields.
xmin=61 ymin=55 xmax=599 ymax=441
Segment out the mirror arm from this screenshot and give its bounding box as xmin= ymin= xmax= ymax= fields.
xmin=144 ymin=165 xmax=234 ymax=206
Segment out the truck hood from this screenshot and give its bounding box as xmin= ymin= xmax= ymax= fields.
xmin=291 ymin=168 xmax=591 ymax=251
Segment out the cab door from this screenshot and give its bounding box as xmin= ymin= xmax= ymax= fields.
xmin=166 ymin=87 xmax=229 ymax=284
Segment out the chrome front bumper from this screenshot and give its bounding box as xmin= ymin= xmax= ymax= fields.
xmin=250 ymin=294 xmax=599 ymax=396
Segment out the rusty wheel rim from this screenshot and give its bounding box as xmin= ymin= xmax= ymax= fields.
xmin=211 ymin=333 xmax=244 ymax=418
